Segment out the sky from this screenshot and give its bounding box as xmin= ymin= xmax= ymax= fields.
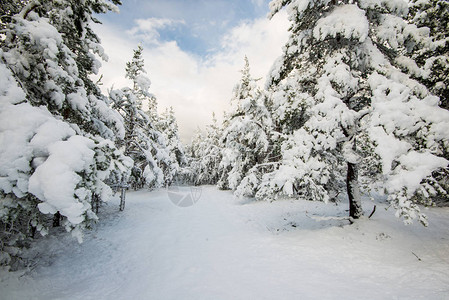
xmin=93 ymin=0 xmax=290 ymax=143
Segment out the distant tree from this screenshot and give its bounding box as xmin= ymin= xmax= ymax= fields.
xmin=189 ymin=113 xmax=223 ymax=185
xmin=185 ymin=128 xmax=205 ymax=184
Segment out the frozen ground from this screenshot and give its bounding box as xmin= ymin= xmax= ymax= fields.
xmin=1 ymin=186 xmax=449 ymax=299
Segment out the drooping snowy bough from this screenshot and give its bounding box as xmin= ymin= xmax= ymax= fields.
xmin=256 ymin=0 xmax=449 ymax=224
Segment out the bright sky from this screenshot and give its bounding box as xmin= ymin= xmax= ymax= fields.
xmin=93 ymin=0 xmax=289 ymax=143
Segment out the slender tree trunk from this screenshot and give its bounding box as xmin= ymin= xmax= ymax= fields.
xmin=53 ymin=211 xmax=61 ymax=227
xmin=119 ymin=186 xmax=126 ymax=211
xmin=347 ymin=161 xmax=363 ymax=219
xmin=91 ymin=194 xmax=99 ymax=214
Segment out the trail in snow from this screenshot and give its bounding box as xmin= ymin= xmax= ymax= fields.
xmin=1 ymin=186 xmax=449 ymax=299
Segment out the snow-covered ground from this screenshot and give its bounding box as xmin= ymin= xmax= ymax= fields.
xmin=1 ymin=186 xmax=449 ymax=299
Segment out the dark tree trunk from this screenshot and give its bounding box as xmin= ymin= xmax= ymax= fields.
xmin=29 ymin=223 xmax=37 ymax=238
xmin=119 ymin=186 xmax=126 ymax=211
xmin=91 ymin=194 xmax=99 ymax=214
xmin=347 ymin=161 xmax=363 ymax=219
xmin=53 ymin=211 xmax=61 ymax=227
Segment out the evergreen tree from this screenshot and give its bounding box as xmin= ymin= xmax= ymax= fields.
xmin=407 ymin=0 xmax=449 ymax=110
xmin=140 ymin=84 xmax=175 ymax=188
xmin=406 ymin=0 xmax=449 ymax=205
xmin=218 ymin=57 xmax=272 ymax=193
xmin=159 ymin=106 xmax=187 ymax=184
xmin=188 ymin=113 xmax=223 ymax=185
xmin=110 ymin=46 xmax=167 ymax=189
xmin=1 ymin=0 xmax=124 ymax=137
xmin=145 ymin=93 xmax=159 ymax=126
xmin=185 ymin=128 xmax=205 ymax=184
xmin=259 ymin=0 xmax=449 ymax=224
xmin=142 ymin=119 xmax=170 ymax=188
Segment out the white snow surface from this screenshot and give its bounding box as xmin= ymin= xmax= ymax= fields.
xmin=1 ymin=186 xmax=449 ymax=299
xmin=313 ymin=5 xmax=369 ymax=42
xmin=358 ymin=0 xmax=408 ymax=16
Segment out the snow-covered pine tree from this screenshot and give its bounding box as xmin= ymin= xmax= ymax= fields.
xmin=0 ymin=0 xmax=131 ymax=266
xmin=406 ymin=0 xmax=449 ymax=206
xmin=234 ymin=89 xmax=277 ymax=198
xmin=140 ymin=86 xmax=176 ymax=188
xmin=248 ymin=73 xmax=318 ymax=200
xmin=46 ymin=0 xmax=121 ymax=94
xmin=185 ymin=128 xmax=205 ymax=184
xmin=407 ymin=0 xmax=448 ymax=110
xmin=259 ymin=0 xmax=449 ymax=224
xmin=188 ymin=113 xmax=223 ymax=185
xmin=110 ymin=46 xmax=167 ymax=189
xmin=159 ymin=106 xmax=187 ymax=184
xmin=143 ymin=120 xmax=171 ymax=188
xmin=218 ymin=57 xmax=272 ymax=193
xmin=1 ymin=0 xmax=124 ymax=138
xmin=145 ymin=92 xmax=160 ymax=126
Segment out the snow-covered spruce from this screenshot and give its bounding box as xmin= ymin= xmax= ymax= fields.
xmin=257 ymin=0 xmax=449 ymax=224
xmin=158 ymin=106 xmax=188 ymax=185
xmin=188 ymin=113 xmax=223 ymax=185
xmin=110 ymin=46 xmax=187 ymax=190
xmin=405 ymin=0 xmax=449 ymax=206
xmin=110 ymin=46 xmax=166 ymax=189
xmin=407 ymin=0 xmax=449 ymax=111
xmin=218 ymin=57 xmax=273 ymax=194
xmin=0 ymin=0 xmax=130 ymax=267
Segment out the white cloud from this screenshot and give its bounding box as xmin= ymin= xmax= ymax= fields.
xmin=126 ymin=17 xmax=185 ymax=43
xmin=93 ymin=11 xmax=289 ymax=144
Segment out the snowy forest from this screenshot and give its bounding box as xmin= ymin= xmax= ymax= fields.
xmin=192 ymin=0 xmax=449 ymax=225
xmin=1 ymin=0 xmax=449 ymax=298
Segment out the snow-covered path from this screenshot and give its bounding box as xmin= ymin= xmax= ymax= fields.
xmin=2 ymin=186 xmax=449 ymax=299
